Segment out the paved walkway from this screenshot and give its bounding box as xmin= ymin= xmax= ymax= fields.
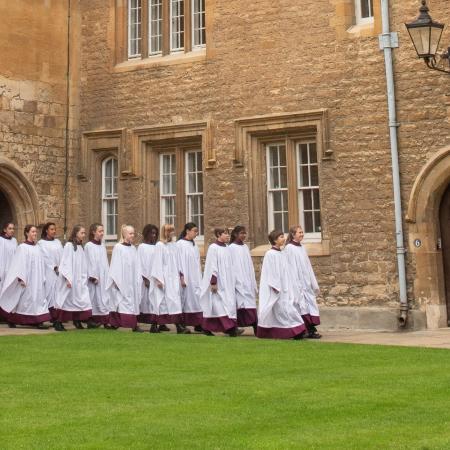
xmin=2 ymin=324 xmax=450 ymax=349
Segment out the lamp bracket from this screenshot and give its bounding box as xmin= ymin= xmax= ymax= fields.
xmin=379 ymin=32 xmax=399 ymax=50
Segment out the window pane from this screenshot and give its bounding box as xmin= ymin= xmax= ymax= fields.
xmin=273 ymin=191 xmax=282 ymax=212
xmin=105 ymin=159 xmax=112 ymax=178
xmin=314 ymin=212 xmax=321 ymax=233
xmin=309 ymin=143 xmax=317 ymax=163
xmin=310 ymin=165 xmax=319 ymax=187
xmin=300 ymin=144 xmax=308 ymax=164
xmin=279 ymin=145 xmax=286 ymax=165
xmin=188 ymin=173 xmax=196 ymax=193
xmin=128 ymin=0 xmax=142 ymax=57
xmin=301 ymin=165 xmax=309 ymax=187
xmin=303 ymin=190 xmax=313 ymax=210
xmin=171 ymin=0 xmax=185 ymax=50
xmin=313 ymin=189 xmax=320 ymax=210
xmin=360 ymin=0 xmax=373 ymax=18
xmin=149 ymin=0 xmax=163 ymax=55
xmin=197 ymin=172 xmax=203 ymax=192
xmin=192 ymin=0 xmax=206 ymax=47
xmin=269 ymin=146 xmax=279 ymax=166
xmin=304 ymin=211 xmax=313 ymax=233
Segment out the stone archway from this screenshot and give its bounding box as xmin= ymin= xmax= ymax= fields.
xmin=407 ymin=145 xmax=450 ymax=329
xmin=0 ymin=157 xmax=40 ymax=235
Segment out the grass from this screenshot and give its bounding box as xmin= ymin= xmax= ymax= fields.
xmin=1 ymin=331 xmax=450 ymax=449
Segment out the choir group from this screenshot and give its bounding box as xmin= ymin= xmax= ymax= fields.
xmin=0 ymin=220 xmax=321 ymax=340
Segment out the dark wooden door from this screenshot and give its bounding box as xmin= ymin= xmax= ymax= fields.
xmin=439 ymin=184 xmax=450 ymax=325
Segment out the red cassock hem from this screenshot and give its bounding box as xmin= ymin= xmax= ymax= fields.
xmin=150 ymin=313 xmax=183 ymax=325
xmin=237 ymin=308 xmax=257 ymax=327
xmin=138 ymin=313 xmax=154 ymax=324
xmin=56 ymin=309 xmax=92 ymax=322
xmin=302 ymin=314 xmax=321 ymax=326
xmin=182 ymin=312 xmax=204 ymax=326
xmin=109 ymin=311 xmax=137 ymax=329
xmin=256 ymin=324 xmax=306 ymax=340
xmin=92 ymin=314 xmax=110 ymax=325
xmin=1 ymin=308 xmax=51 ymax=325
xmin=48 ymin=307 xmax=58 ymax=321
xmin=202 ymin=316 xmax=237 ymax=333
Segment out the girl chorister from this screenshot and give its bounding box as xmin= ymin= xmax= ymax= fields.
xmin=0 ymin=225 xmax=50 ymax=328
xmin=107 ymin=225 xmax=143 ymax=332
xmin=150 ymin=224 xmax=188 ymax=334
xmin=229 ymin=226 xmax=258 ymax=335
xmin=84 ymin=223 xmax=111 ymax=328
xmin=200 ymin=228 xmax=241 ymax=337
xmin=284 ymin=225 xmax=321 ymax=339
xmin=257 ymin=230 xmax=306 ymax=340
xmin=0 ymin=221 xmax=18 ymax=294
xmin=176 ymin=223 xmax=204 ymax=332
xmin=37 ymin=222 xmax=63 ymax=322
xmin=54 ymin=225 xmax=92 ymax=331
xmin=137 ymin=224 xmax=159 ymax=331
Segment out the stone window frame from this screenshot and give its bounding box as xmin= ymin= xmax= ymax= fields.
xmin=115 ymin=0 xmax=206 ymax=67
xmin=131 ymin=120 xmax=214 ymax=247
xmin=235 ymin=110 xmax=332 ymax=257
xmin=79 ymin=129 xmax=124 ymax=244
xmin=354 ymin=0 xmax=374 ymax=26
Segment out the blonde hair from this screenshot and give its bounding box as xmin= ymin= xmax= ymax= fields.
xmin=119 ymin=224 xmax=135 ymax=243
xmin=160 ymin=224 xmax=175 ymax=243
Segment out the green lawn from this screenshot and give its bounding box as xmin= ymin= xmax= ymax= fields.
xmin=1 ymin=331 xmax=450 ymax=449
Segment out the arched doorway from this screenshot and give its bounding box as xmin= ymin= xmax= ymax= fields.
xmin=0 ymin=157 xmax=40 ymax=235
xmin=0 ymin=190 xmax=14 ymax=226
xmin=407 ymin=145 xmax=450 ymax=329
xmin=439 ymin=185 xmax=450 ymax=326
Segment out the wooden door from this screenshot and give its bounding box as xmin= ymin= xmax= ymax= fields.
xmin=439 ymin=184 xmax=450 ymax=326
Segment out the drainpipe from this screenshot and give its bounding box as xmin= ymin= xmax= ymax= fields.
xmin=379 ymin=0 xmax=408 ymax=327
xmin=63 ymin=0 xmax=71 ymax=242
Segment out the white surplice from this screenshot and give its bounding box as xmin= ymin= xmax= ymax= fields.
xmin=229 ymin=242 xmax=257 ymax=310
xmin=200 ymin=243 xmax=236 ymax=320
xmin=37 ymin=238 xmax=63 ymax=310
xmin=84 ymin=241 xmax=111 ymax=317
xmin=297 ymin=244 xmax=320 ymax=319
xmin=55 ymin=242 xmax=92 ymax=312
xmin=176 ymin=239 xmax=203 ymax=314
xmin=0 ymin=243 xmax=49 ymax=319
xmin=0 ymin=235 xmax=17 ymax=293
xmin=258 ymin=248 xmax=304 ymax=330
xmin=106 ymin=243 xmax=140 ymax=316
xmin=150 ymin=241 xmax=182 ymax=317
xmin=137 ymin=242 xmax=157 ymax=316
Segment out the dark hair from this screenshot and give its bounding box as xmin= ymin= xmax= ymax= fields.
xmin=268 ymin=229 xmax=284 ymax=246
xmin=41 ymin=222 xmax=56 ymax=239
xmin=230 ymin=225 xmax=246 ymax=244
xmin=214 ymin=227 xmax=229 ymax=238
xmin=178 ymin=222 xmax=197 ymax=240
xmin=24 ymin=224 xmax=36 ymax=240
xmin=142 ymin=224 xmax=159 ymax=244
xmin=68 ymin=225 xmax=84 ymax=251
xmin=1 ymin=221 xmax=14 ymax=236
xmin=285 ymin=225 xmax=302 ymax=244
xmin=88 ymin=223 xmax=103 ymax=241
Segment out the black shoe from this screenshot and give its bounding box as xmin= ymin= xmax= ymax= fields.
xmin=132 ymin=326 xmax=144 ymax=333
xmin=35 ymin=323 xmax=50 ymax=330
xmin=73 ymin=320 xmax=85 ymax=329
xmin=227 ymin=327 xmax=245 ymax=337
xmin=203 ymin=330 xmax=214 ymax=336
xmin=158 ymin=324 xmax=170 ymax=332
xmin=7 ymin=322 xmax=16 ymax=328
xmin=149 ymin=324 xmax=160 ymax=333
xmin=103 ymin=324 xmax=114 ymax=329
xmin=176 ymin=324 xmax=191 ymax=334
xmin=293 ymin=331 xmax=306 ymax=340
xmin=252 ymin=324 xmax=258 ymax=336
xmin=194 ymin=325 xmax=203 ymax=333
xmin=54 ymin=321 xmax=66 ymax=332
xmin=87 ymin=320 xmax=100 ymax=329
xmin=306 ymin=331 xmax=322 ymax=339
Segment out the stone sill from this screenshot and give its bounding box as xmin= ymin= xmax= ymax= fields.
xmin=250 ymin=239 xmax=330 ymax=257
xmin=114 ymin=49 xmax=207 ymax=73
xmin=347 ymin=20 xmax=375 ymax=38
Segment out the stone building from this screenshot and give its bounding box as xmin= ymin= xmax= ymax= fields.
xmin=1 ymin=0 xmax=450 ymax=331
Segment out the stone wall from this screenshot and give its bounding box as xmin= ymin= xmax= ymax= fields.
xmin=77 ymin=0 xmax=450 ymax=329
xmin=0 ymin=0 xmax=80 ymax=235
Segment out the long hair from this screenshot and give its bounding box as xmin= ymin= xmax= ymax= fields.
xmin=178 ymin=222 xmax=197 ymax=241
xmin=286 ymin=225 xmax=302 ymax=244
xmin=119 ymin=224 xmax=134 ymax=244
xmin=230 ymin=225 xmax=246 ymax=244
xmin=142 ymin=224 xmax=159 ymax=244
xmin=160 ymin=224 xmax=175 ymax=244
xmin=88 ymin=223 xmax=103 ymax=241
xmin=1 ymin=221 xmax=14 ymax=236
xmin=68 ymin=224 xmax=83 ymax=251
xmin=41 ymin=222 xmax=56 ymax=239
xmin=24 ymin=224 xmax=36 ymax=241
